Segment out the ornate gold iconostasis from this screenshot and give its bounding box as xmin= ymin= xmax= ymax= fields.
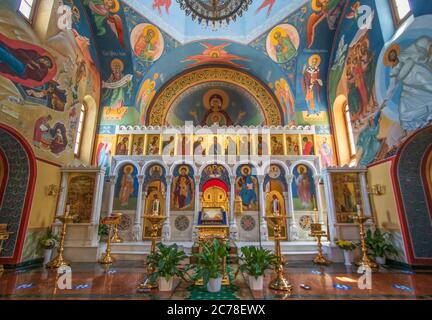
xmin=66 ymin=173 xmax=96 ymax=223
xmin=265 ymin=190 xmax=288 ymax=240
xmin=202 ymin=186 xmax=228 ymax=212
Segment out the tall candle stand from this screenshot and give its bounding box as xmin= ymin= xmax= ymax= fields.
xmin=265 ymin=215 xmax=293 ymax=292
xmin=110 ymin=213 xmax=124 ymax=243
xmin=309 ymin=223 xmax=331 ymax=265
xmin=46 ymin=206 xmax=75 ymax=269
xmin=138 ymin=215 xmax=167 ymax=291
xmin=99 ymin=214 xmax=122 ymax=265
xmin=351 ymin=209 xmax=378 ymax=270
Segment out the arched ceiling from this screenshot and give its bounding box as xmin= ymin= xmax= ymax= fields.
xmin=123 ymin=0 xmax=309 ymax=44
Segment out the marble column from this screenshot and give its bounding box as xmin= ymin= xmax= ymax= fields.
xmin=107 ymin=175 xmax=116 ymax=216
xmin=314 ymin=175 xmax=324 ymax=225
xmin=286 ymin=175 xmax=299 ymax=241
xmin=322 ymin=171 xmax=337 ymax=244
xmin=133 ymin=175 xmax=145 ymax=241
xmin=359 ymin=172 xmax=372 ymax=218
xmin=162 ymin=176 xmax=172 ymax=242
xmin=192 ymin=176 xmax=201 ymax=242
xmin=258 ymin=175 xmax=268 ymax=242
xmin=229 ymin=176 xmax=239 ymax=240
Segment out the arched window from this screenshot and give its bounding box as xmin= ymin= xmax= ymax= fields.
xmin=389 ymin=0 xmax=412 ymax=26
xmin=18 ymin=0 xmax=39 ymax=23
xmin=344 ymin=104 xmax=356 ymax=158
xmin=74 ymin=104 xmax=86 ymax=157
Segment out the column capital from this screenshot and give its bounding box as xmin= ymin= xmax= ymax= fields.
xmin=194 ymin=175 xmax=201 ymax=185
xmin=257 ymin=175 xmax=265 ymax=185
xmin=286 ymin=174 xmax=294 ymax=184
xmin=137 ymin=175 xmax=145 ymax=185
xmin=109 ymin=175 xmax=117 ymax=184
xmin=166 ymin=175 xmax=173 ymax=184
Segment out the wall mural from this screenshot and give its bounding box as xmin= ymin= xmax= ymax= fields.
xmin=0 ymin=0 xmax=101 ymax=163
xmin=266 ymin=24 xmax=300 ymax=64
xmin=130 ymin=23 xmax=164 ymax=62
xmin=114 ymin=164 xmax=139 ymax=210
xmin=171 ymin=164 xmax=195 ymax=211
xmin=291 ymin=164 xmax=316 ymax=211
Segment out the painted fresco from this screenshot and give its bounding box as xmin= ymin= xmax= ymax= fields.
xmin=316 ymin=135 xmax=335 ymax=168
xmin=166 ymin=83 xmax=265 ymax=126
xmin=0 ymin=0 xmax=100 ymax=163
xmin=171 ymin=164 xmax=195 ymax=211
xmin=130 ymin=23 xmax=164 ymax=62
xmin=114 ymin=164 xmax=139 ymax=210
xmin=236 ymin=165 xmax=259 ymax=211
xmin=292 ymin=164 xmax=316 ymax=211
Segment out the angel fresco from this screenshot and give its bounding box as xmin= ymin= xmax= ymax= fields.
xmin=0 ymin=33 xmax=56 ymax=87
xmin=302 ymin=54 xmax=323 ymax=115
xmin=102 ymin=59 xmax=133 ymax=109
xmin=307 ymin=0 xmax=342 ymax=48
xmin=236 ymin=166 xmax=258 ymax=210
xmin=255 ymin=0 xmax=276 ymax=16
xmin=137 ymin=74 xmax=158 ymax=125
xmin=152 ymin=0 xmax=172 ymax=15
xmin=84 ymin=0 xmax=125 ymax=48
xmin=274 ymin=78 xmax=295 ymax=125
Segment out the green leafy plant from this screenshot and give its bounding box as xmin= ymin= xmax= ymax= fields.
xmin=98 ymin=223 xmax=109 ymax=238
xmin=365 ymin=229 xmax=398 ymax=258
xmin=39 ymin=228 xmax=59 ymax=250
xmin=335 ymin=240 xmax=357 ymax=251
xmin=239 ymin=246 xmax=277 ymax=279
xmin=192 ymin=238 xmax=228 ymax=285
xmin=147 ymin=243 xmax=190 ymax=283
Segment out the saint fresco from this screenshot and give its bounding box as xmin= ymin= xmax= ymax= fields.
xmin=266 ymin=24 xmax=300 ymax=64
xmin=130 ymin=23 xmax=164 ymax=62
xmin=292 ymin=164 xmax=316 ymax=211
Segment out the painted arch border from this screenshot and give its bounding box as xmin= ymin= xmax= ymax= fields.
xmin=145 ymin=66 xmax=285 ymax=126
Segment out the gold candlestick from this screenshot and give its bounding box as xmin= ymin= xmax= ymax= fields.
xmin=110 ymin=213 xmax=123 ymax=243
xmin=265 ymin=215 xmax=292 ymax=292
xmin=47 ymin=207 xmax=74 ymax=269
xmin=138 ymin=215 xmax=167 ymax=291
xmin=309 ymin=223 xmax=331 ymax=265
xmin=351 ymin=211 xmax=378 ymax=270
xmin=99 ymin=214 xmax=122 ymax=265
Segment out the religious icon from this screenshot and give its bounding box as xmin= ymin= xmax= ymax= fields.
xmin=66 ymin=173 xmax=96 ymax=223
xmin=273 ymin=78 xmax=296 ymax=125
xmin=32 ymin=115 xmax=68 ymax=155
xmin=202 ymin=89 xmax=233 ymax=126
xmin=270 ymin=135 xmax=284 ymax=155
xmin=132 ymin=135 xmax=145 ymax=155
xmin=150 ymin=194 xmax=160 ymax=216
xmin=293 ymin=165 xmax=315 ymax=210
xmin=318 ymin=136 xmax=334 ymax=168
xmin=119 ymin=165 xmax=135 ymax=207
xmin=302 ymin=54 xmax=323 ymax=115
xmin=266 ymin=24 xmax=300 ymax=63
xmin=102 ymin=59 xmax=133 ymax=110
xmin=307 ymin=0 xmax=342 ymax=48
xmin=0 ymin=33 xmax=56 ymax=87
xmin=267 ymin=165 xmax=281 ymax=179
xmin=236 ymin=165 xmax=258 ymax=210
xmin=271 ymin=194 xmax=281 ymax=216
xmin=176 ymin=135 xmax=191 ymax=156
xmin=285 ymin=135 xmax=299 ymax=155
xmin=225 ymin=135 xmax=237 ymax=157
xmin=137 ymin=73 xmax=158 ymax=125
xmin=172 ymin=165 xmax=195 ymax=211
xmin=85 ymin=0 xmax=125 ymax=48
xmin=208 ymin=136 xmax=223 ymax=156
xmin=131 ymin=23 xmax=164 ymax=62
xmin=238 ymin=135 xmax=251 ymax=156
xmin=331 ymin=173 xmax=362 ymax=222
xmin=162 ymin=135 xmax=176 ymax=156
xmin=256 ymin=135 xmax=269 ymax=156
xmin=146 ymin=134 xmax=160 ymax=155
xmin=149 ymin=164 xmax=163 ymax=178
xmin=26 ymin=80 xmax=67 ymax=112
xmin=193 ymin=136 xmax=206 ymax=156
xmin=301 ymin=135 xmax=315 ymax=155
xmin=115 ymin=135 xmax=129 ymax=155
xmin=95 ymin=136 xmax=113 ymax=173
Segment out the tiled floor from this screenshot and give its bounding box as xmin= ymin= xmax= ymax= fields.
xmin=1 ymin=261 xmax=431 ymax=300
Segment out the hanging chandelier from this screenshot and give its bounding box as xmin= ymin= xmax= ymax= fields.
xmin=177 ymin=0 xmax=253 ymax=27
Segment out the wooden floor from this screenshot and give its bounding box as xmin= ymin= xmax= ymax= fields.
xmin=1 ymin=261 xmax=431 ymax=300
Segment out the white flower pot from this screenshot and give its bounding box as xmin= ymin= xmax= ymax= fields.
xmin=375 ymin=256 xmax=386 ymax=265
xmin=207 ymin=277 xmax=222 ymax=293
xmin=248 ymin=275 xmax=264 ymax=291
xmin=343 ymin=250 xmax=353 ymax=266
xmin=158 ymin=277 xmax=174 ymax=292
xmin=43 ymin=249 xmax=53 ymax=265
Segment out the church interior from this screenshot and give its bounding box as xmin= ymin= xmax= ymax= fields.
xmin=0 ymin=0 xmax=432 ymax=301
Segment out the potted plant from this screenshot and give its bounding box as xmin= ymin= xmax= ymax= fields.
xmin=335 ymin=240 xmax=357 ymax=266
xmin=147 ymin=243 xmax=189 ymax=292
xmin=39 ymin=228 xmax=59 ymax=265
xmin=192 ymin=238 xmax=228 ymax=293
xmin=239 ymin=246 xmax=277 ymax=291
xmin=365 ymin=229 xmax=398 ymax=265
